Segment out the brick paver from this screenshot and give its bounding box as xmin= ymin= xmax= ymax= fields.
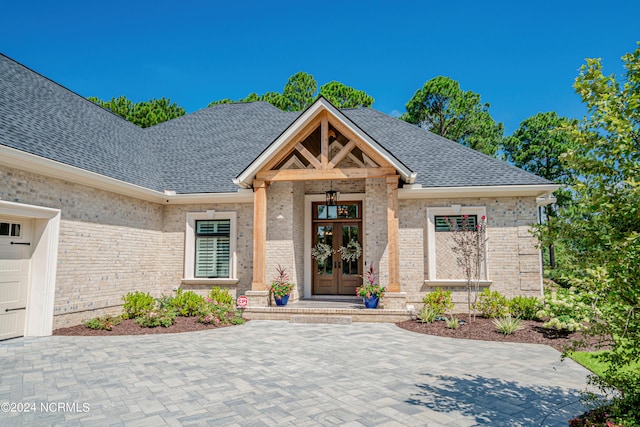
xmin=0 ymin=321 xmax=592 ymax=426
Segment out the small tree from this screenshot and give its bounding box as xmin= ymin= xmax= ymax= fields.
xmin=446 ymin=214 xmax=488 ymax=320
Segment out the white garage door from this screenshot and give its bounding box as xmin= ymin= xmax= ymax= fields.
xmin=0 ymin=216 xmax=32 ymax=340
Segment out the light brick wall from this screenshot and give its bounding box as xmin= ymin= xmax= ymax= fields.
xmin=161 ymin=202 xmax=254 ymax=297
xmin=1 ymin=165 xmax=165 ymax=328
xmin=398 ymin=200 xmax=425 ymax=303
xmin=265 ymin=181 xmax=298 ymax=300
xmin=2 ymin=163 xmax=543 ymax=325
xmin=292 ymin=182 xmax=305 ymax=298
xmin=304 ymin=179 xmax=365 ymax=195
xmin=365 ymin=178 xmax=389 ymax=286
xmin=398 ymin=196 xmax=542 ymax=308
xmin=1 ymin=165 xmax=256 ymax=327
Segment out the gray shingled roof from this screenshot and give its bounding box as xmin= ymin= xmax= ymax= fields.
xmin=341 ymin=108 xmax=552 ymax=187
xmin=0 ymin=54 xmax=164 ymax=191
xmin=145 ymin=102 xmax=298 ymax=193
xmin=1 ymin=54 xmax=551 ymax=195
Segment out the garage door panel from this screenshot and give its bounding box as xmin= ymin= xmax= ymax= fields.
xmin=0 ymin=310 xmax=26 ymax=341
xmin=0 ymin=279 xmax=26 ymax=306
xmin=0 ymin=216 xmax=31 ymax=340
xmin=0 ymin=259 xmax=23 ymax=270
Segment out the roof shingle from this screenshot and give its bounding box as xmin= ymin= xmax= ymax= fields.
xmin=0 ymin=54 xmax=552 ymax=195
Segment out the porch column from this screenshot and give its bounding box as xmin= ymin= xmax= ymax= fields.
xmin=386 ymin=175 xmax=400 ymax=292
xmin=252 ymin=179 xmax=268 ymax=290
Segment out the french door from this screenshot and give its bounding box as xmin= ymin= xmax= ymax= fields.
xmin=312 ymin=202 xmax=362 ymax=295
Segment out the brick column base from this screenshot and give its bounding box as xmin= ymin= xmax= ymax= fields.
xmin=245 ymin=290 xmax=270 ymax=308
xmin=382 ymin=292 xmax=407 ymax=310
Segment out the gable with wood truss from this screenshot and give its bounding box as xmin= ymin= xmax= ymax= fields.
xmin=234 ymin=97 xmax=415 ymax=188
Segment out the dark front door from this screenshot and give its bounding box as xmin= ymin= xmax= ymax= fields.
xmin=312 ymin=202 xmax=362 ymax=296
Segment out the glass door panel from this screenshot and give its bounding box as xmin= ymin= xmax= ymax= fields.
xmin=316 ymin=225 xmax=333 ymax=277
xmin=313 ymin=223 xmax=337 ymax=294
xmin=341 ymin=225 xmax=360 ymax=276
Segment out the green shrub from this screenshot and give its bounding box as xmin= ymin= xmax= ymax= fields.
xmin=84 ymin=315 xmax=121 ymax=331
xmin=198 ymin=297 xmax=243 ymax=326
xmin=135 ymin=308 xmax=177 ymax=328
xmin=544 ymin=315 xmax=585 ymax=332
xmin=122 ymin=291 xmax=155 ymax=319
xmin=493 ymin=316 xmax=524 ymax=335
xmin=509 ymin=296 xmax=542 ymax=320
xmin=155 ymin=294 xmax=173 ymax=309
xmin=536 ymin=287 xmax=594 ymax=331
xmin=208 ymin=286 xmax=234 ymax=306
xmin=169 ymin=289 xmax=205 ymax=317
xmin=422 ymin=288 xmax=454 ymax=315
xmin=445 ymin=316 xmax=460 ymax=330
xmin=474 ymin=289 xmax=509 ymax=318
xmin=417 ymin=306 xmax=438 ymax=323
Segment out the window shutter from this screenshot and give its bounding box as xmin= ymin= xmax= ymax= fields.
xmin=195 ymin=220 xmax=231 ymax=278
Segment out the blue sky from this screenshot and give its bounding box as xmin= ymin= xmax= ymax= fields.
xmin=2 ymin=0 xmax=639 ymax=134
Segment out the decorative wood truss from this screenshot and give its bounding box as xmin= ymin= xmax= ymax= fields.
xmin=250 ymin=106 xmax=401 ymax=294
xmin=255 ymin=111 xmax=396 ymax=182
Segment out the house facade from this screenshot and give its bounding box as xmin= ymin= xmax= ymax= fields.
xmin=0 ymin=54 xmax=557 ymax=339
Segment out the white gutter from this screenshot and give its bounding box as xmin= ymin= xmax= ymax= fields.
xmin=0 ymin=145 xmax=253 ymax=204
xmin=536 ymin=193 xmax=557 ymax=208
xmin=398 ymin=184 xmax=560 ymax=199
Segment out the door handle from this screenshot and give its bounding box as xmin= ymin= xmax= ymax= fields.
xmin=10 ymin=242 xmax=30 ymax=246
xmin=5 ymin=307 xmax=26 ymax=312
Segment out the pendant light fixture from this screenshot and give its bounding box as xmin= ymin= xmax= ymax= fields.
xmin=325 ymin=181 xmax=337 ymax=206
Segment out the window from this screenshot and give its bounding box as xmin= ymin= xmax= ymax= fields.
xmin=195 ymin=220 xmax=230 ymax=278
xmin=0 ymin=221 xmax=21 ymax=237
xmin=434 ymin=215 xmax=477 ymax=232
xmin=426 ymin=207 xmax=488 ymax=283
xmin=315 ymin=203 xmax=361 ymax=220
xmin=184 ymin=211 xmax=237 ymax=282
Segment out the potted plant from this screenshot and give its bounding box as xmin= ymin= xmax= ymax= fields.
xmin=356 ymin=263 xmax=386 ymax=309
xmin=268 ymin=264 xmax=295 ymax=306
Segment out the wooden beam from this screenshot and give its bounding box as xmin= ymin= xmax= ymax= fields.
xmin=386 ymin=175 xmax=400 ymax=292
xmin=329 ymin=140 xmax=366 ymax=168
xmin=328 ymin=140 xmax=356 ymax=169
xmin=251 ymin=180 xmax=268 ymax=291
xmin=256 ymin=167 xmax=396 ymax=182
xmin=362 ymin=153 xmax=379 ymax=167
xmin=261 ymin=115 xmax=323 ymax=172
xmin=329 ymin=118 xmax=393 ymax=168
xmin=321 ymin=115 xmax=329 ymax=168
xmin=295 ymin=142 xmax=322 ymax=170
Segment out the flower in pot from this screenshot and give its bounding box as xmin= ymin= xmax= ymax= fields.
xmin=356 ymin=263 xmax=386 ymax=309
xmin=268 ymin=264 xmax=295 ymax=306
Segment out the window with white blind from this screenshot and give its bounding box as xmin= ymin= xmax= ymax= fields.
xmin=195 ymin=220 xmax=230 ymax=278
xmin=184 ymin=211 xmax=237 ymax=282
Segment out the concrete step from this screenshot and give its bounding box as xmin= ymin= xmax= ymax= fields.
xmin=243 ymin=306 xmax=413 ymax=323
xmin=289 ymin=315 xmax=352 ymax=324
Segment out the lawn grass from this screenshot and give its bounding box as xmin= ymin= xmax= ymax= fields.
xmin=568 ymin=351 xmax=609 ymax=376
xmin=569 ymin=351 xmax=640 ymax=377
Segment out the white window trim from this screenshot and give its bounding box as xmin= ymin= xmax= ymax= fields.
xmin=183 ymin=211 xmax=238 ymax=285
xmin=425 ymin=206 xmax=490 ymax=285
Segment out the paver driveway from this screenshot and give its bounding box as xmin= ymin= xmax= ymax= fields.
xmin=1 ymin=321 xmax=592 ymax=426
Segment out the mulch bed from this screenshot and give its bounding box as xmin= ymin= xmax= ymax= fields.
xmin=53 ymin=316 xmax=241 ymax=336
xmin=396 ymin=316 xmax=601 ymax=352
xmin=55 ymin=314 xmax=601 ymax=354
